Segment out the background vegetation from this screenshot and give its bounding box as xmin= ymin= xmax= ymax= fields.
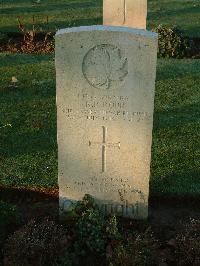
xmin=0 ymin=0 xmax=199 ymax=37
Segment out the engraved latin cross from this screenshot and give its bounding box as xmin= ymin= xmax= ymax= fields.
xmin=123 ymin=0 xmax=126 ymax=25
xmin=89 ymin=126 xmax=120 ymax=172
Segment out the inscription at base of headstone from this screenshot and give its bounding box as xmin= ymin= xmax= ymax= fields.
xmin=56 ymin=26 xmax=157 ymax=219
xmin=103 ymin=0 xmax=147 ymax=29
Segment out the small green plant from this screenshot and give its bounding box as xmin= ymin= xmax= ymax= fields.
xmin=0 ymin=201 xmax=20 ymax=244
xmin=105 ymin=215 xmax=121 ymax=239
xmin=75 ymin=208 xmax=106 ymax=254
xmin=72 ymin=195 xmax=121 ymax=255
xmin=55 ymin=195 xmax=160 ymax=266
xmin=2 ymin=195 xmax=160 ymax=266
xmin=154 ymin=25 xmax=195 ymax=58
xmin=60 ymin=195 xmax=122 ymax=265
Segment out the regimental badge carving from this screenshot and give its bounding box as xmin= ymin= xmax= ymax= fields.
xmin=82 ymin=44 xmax=128 ymax=90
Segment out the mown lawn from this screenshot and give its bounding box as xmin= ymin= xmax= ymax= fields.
xmin=0 ymin=0 xmax=199 ymax=37
xmin=0 ymin=53 xmax=57 ymax=188
xmin=0 ymin=0 xmax=103 ymax=33
xmin=148 ymin=0 xmax=200 ymax=38
xmin=152 ymin=59 xmax=200 ymax=197
xmin=0 ymin=53 xmax=199 ymax=198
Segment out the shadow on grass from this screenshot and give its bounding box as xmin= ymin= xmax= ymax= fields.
xmin=1 ymin=102 xmax=198 ymax=158
xmin=151 ymin=102 xmax=200 ymax=199
xmin=41 ymin=17 xmax=102 ymax=31
xmin=0 ymin=53 xmax=53 ymax=68
xmin=150 ymin=170 xmax=200 ymax=200
xmin=148 ymin=6 xmax=200 ymax=21
xmin=0 ymin=98 xmax=198 ymax=167
xmin=0 ymin=0 xmax=102 ymax=15
xmin=0 ymin=185 xmax=58 ymax=200
xmin=0 ymin=182 xmax=199 ymax=217
xmin=153 ymin=102 xmax=200 ymax=130
xmin=0 ymin=16 xmax=102 ymax=33
xmin=0 ymin=185 xmax=59 ymax=221
xmin=147 ymin=5 xmax=200 ymax=37
xmin=1 ymin=125 xmax=56 ymax=157
xmin=156 ymin=60 xmax=200 ymax=81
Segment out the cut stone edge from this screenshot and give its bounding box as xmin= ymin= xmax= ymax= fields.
xmin=56 ymin=25 xmax=158 ymax=40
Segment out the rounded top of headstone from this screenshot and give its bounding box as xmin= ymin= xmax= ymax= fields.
xmin=56 ymin=25 xmax=158 ymax=40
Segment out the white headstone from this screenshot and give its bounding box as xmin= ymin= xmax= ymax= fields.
xmin=103 ymin=0 xmax=147 ymax=29
xmin=56 ymin=26 xmax=157 ymax=219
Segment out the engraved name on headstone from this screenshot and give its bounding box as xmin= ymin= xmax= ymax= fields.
xmin=103 ymin=0 xmax=147 ymax=29
xmin=56 ymin=26 xmax=157 ymax=219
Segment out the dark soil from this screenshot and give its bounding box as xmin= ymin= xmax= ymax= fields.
xmin=0 ymin=185 xmax=199 ymax=266
xmin=0 ymin=186 xmax=59 ymax=222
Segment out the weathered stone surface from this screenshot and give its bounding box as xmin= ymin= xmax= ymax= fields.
xmin=56 ymin=26 xmax=157 ymax=219
xmin=103 ymin=0 xmax=147 ymax=29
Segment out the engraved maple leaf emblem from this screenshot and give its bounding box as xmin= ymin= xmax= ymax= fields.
xmin=82 ymin=44 xmax=128 ymax=89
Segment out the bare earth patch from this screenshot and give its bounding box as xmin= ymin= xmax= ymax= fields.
xmin=0 ymin=186 xmax=199 ymax=265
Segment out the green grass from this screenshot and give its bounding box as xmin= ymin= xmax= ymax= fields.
xmin=148 ymin=0 xmax=200 ymax=38
xmin=0 ymin=0 xmax=200 ymax=37
xmin=0 ymin=0 xmax=103 ymax=33
xmin=0 ymin=53 xmax=57 ymax=188
xmin=151 ymin=59 xmax=200 ymax=197
xmin=0 ymin=53 xmax=199 ymax=197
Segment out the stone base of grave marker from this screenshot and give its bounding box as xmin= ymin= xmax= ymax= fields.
xmin=56 ymin=26 xmax=157 ymax=219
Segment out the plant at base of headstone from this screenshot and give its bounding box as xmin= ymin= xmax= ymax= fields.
xmin=64 ymin=194 xmax=97 ymax=221
xmin=73 ymin=194 xmax=97 ymax=215
xmin=71 ymin=195 xmax=122 ymax=255
xmin=105 ymin=215 xmax=120 ymax=239
xmin=74 ymin=208 xmax=106 ymax=254
xmin=57 ymin=194 xmax=122 ymax=265
xmin=154 ymin=25 xmax=195 ymax=58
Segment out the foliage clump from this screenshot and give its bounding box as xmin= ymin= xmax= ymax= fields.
xmin=65 ymin=195 xmax=121 ymax=265
xmin=17 ymin=17 xmax=54 ymax=54
xmin=154 ymin=25 xmax=196 ymax=58
xmin=60 ymin=195 xmax=158 ymax=266
xmin=2 ymin=195 xmax=159 ymax=266
xmin=175 ymin=219 xmax=200 ymax=266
